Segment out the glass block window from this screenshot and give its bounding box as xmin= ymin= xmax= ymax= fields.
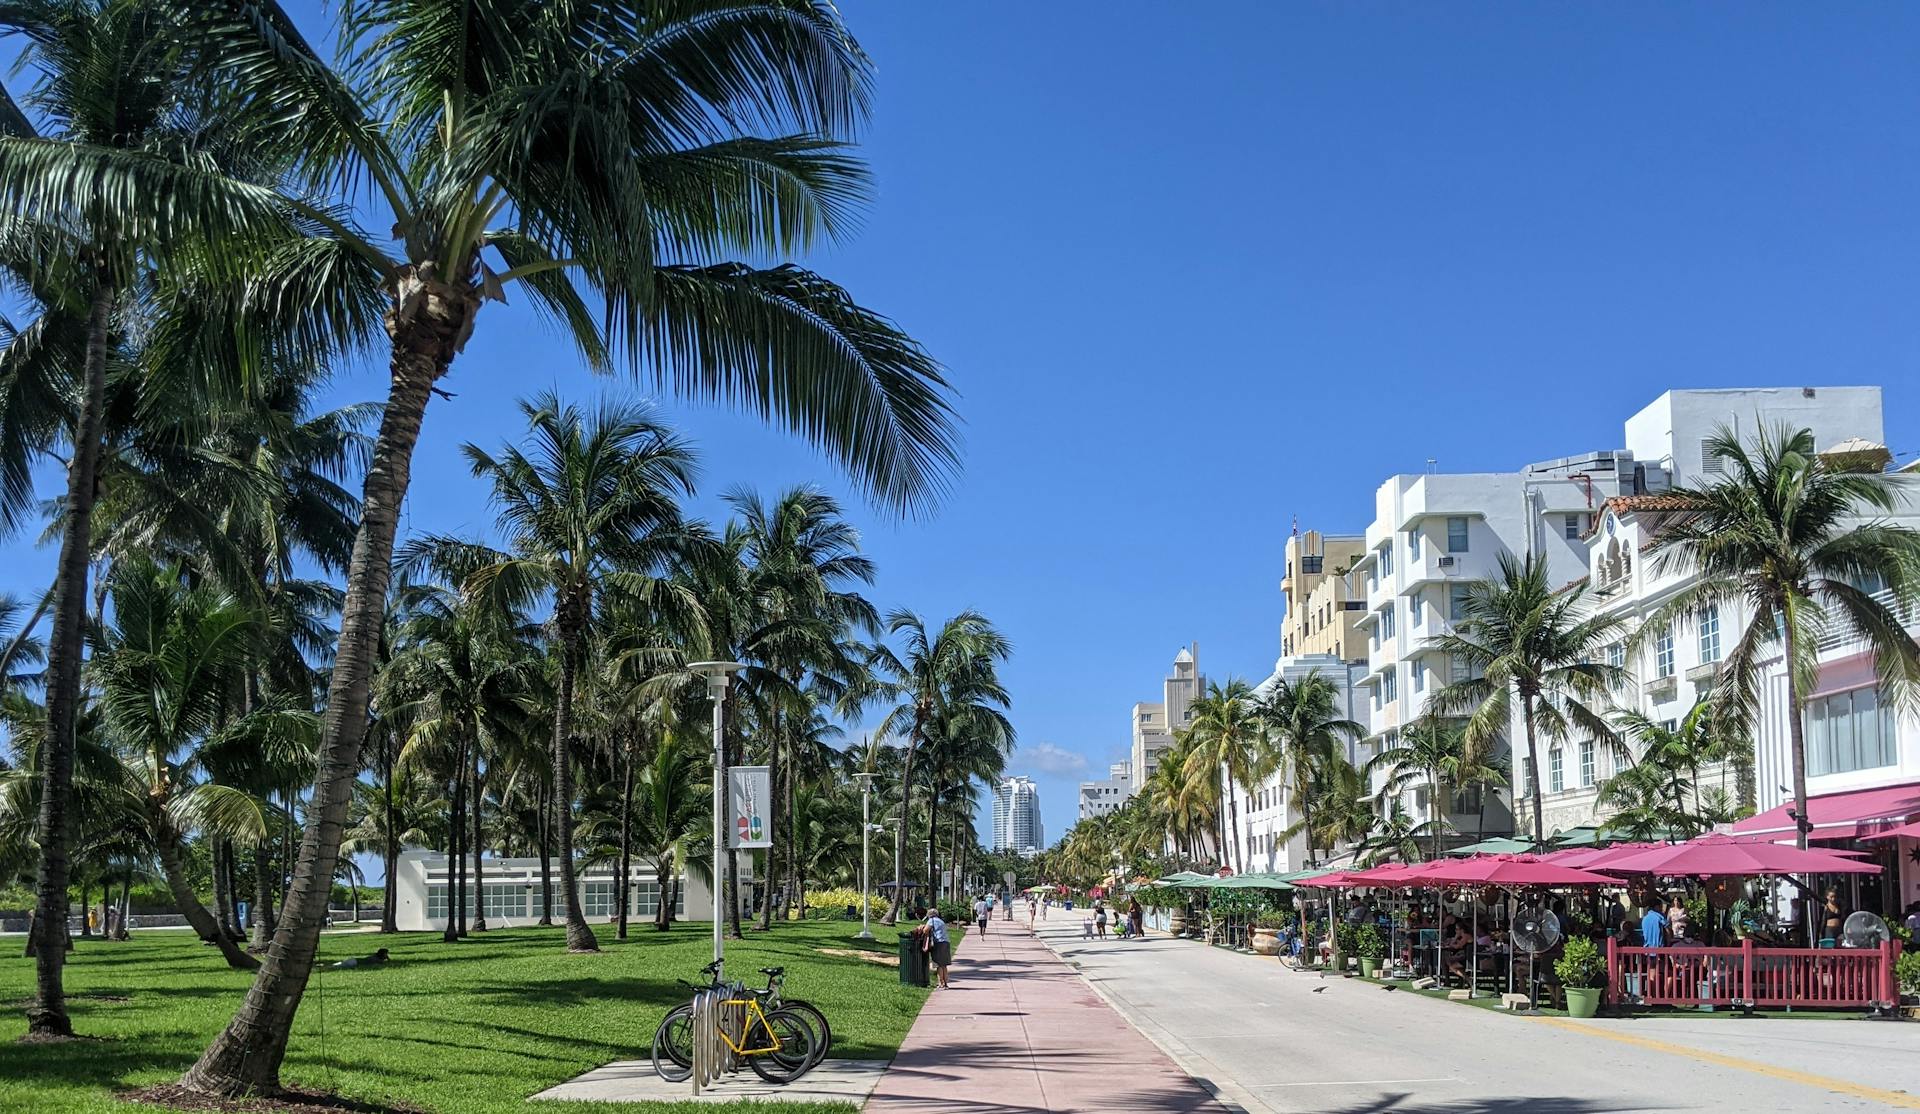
xmin=583 ymin=881 xmax=618 ymax=918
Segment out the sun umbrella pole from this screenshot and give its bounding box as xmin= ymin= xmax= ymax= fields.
xmin=1470 ymin=897 xmax=1478 ymax=1000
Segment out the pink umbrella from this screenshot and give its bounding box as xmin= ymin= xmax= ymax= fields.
xmin=1861 ymin=820 xmax=1920 ymax=842
xmin=1342 ymin=861 xmax=1437 ymax=888
xmin=1413 ymin=854 xmax=1620 ymax=887
xmin=1550 ymin=842 xmax=1674 ymax=870
xmin=1593 ymin=833 xmax=1882 ymax=878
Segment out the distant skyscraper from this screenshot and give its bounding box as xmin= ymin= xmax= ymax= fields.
xmin=992 ymin=776 xmax=1043 ymax=853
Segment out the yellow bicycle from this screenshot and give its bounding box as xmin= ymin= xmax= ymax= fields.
xmin=652 ymin=963 xmax=823 ymax=1084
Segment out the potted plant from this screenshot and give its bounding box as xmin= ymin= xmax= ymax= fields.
xmin=1555 ymin=936 xmax=1606 ymax=1018
xmin=1250 ymin=911 xmax=1292 ymax=957
xmin=1354 ymin=923 xmax=1386 ymax=978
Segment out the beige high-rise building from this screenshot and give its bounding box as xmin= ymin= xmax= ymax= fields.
xmin=1130 ymin=643 xmax=1201 ymax=788
xmin=1280 ymin=529 xmax=1368 ymax=663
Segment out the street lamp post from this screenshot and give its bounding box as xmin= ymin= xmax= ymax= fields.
xmin=853 ymin=772 xmax=876 ymax=940
xmin=689 ymin=661 xmax=746 ymax=977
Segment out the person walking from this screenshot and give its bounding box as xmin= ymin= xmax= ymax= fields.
xmin=1129 ymin=897 xmax=1144 ymax=940
xmin=973 ymin=895 xmax=991 ymax=935
xmin=1640 ymin=896 xmax=1669 ymax=949
xmin=922 ymin=908 xmax=952 ymax=990
xmin=1094 ymin=901 xmax=1108 ymax=940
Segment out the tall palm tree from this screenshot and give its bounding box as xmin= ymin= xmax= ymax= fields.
xmin=863 ymin=611 xmax=1011 ymax=925
xmin=1252 ymin=672 xmax=1362 ymax=868
xmin=1367 ymin=714 xmax=1466 ymax=861
xmin=1357 ymin=802 xmax=1436 ymax=866
xmin=0 ymin=0 xmax=273 ymax=1036
xmin=634 ymin=725 xmax=709 ymax=932
xmin=427 ymin=394 xmax=697 ymax=953
xmin=1641 ymin=423 xmax=1920 ymax=848
xmin=1179 ymin=679 xmax=1270 ymax=874
xmin=1428 ymin=552 xmax=1626 ymax=847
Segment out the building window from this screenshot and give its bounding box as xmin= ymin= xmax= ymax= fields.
xmin=1698 ymin=604 xmax=1721 ymax=664
xmin=1449 ymin=584 xmax=1472 ymax=622
xmin=1407 ymin=528 xmax=1421 ymax=561
xmin=1381 ymin=667 xmax=1397 ymax=702
xmin=1655 ymin=625 xmax=1675 ymax=678
xmin=631 ymin=881 xmax=686 ymax=917
xmin=1447 ymin=516 xmax=1470 ymax=552
xmin=1381 ymin=604 xmax=1395 ymax=639
xmin=583 ymin=881 xmax=618 ymax=918
xmin=1579 ymin=740 xmax=1595 ymax=787
xmin=1702 ymin=438 xmax=1725 ymax=474
xmin=1380 ymin=545 xmax=1393 ymax=576
xmin=1548 ymin=747 xmax=1564 ymax=793
xmin=1522 ymin=757 xmax=1535 ymax=795
xmin=427 ymin=884 xmax=448 ymax=919
xmin=1412 ymin=659 xmax=1425 ymax=692
xmin=1408 ymin=592 xmax=1422 ymax=627
xmin=1564 ymin=513 xmax=1581 ymax=539
xmin=482 ymin=883 xmax=526 ymax=919
xmin=1808 ymin=687 xmax=1897 ymax=776
xmin=1606 ymin=642 xmax=1625 ymax=670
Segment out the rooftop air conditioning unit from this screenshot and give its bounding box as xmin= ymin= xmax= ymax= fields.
xmin=1437 ymin=556 xmax=1456 ymax=567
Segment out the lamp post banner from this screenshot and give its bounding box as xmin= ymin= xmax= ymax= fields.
xmin=728 ymin=766 xmax=772 ymax=849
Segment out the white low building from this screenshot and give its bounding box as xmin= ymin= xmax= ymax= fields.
xmin=1078 ymin=762 xmax=1133 ymax=822
xmin=389 ymin=848 xmax=745 ymax=932
xmin=1231 ymin=652 xmax=1369 ymax=874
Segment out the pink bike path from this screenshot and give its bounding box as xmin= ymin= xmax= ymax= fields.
xmin=864 ymin=918 xmax=1227 ymax=1113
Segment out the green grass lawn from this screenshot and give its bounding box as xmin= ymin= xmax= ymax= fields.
xmin=1 ymin=920 xmax=935 ymax=1113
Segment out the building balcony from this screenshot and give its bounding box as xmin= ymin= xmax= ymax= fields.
xmin=1685 ymin=660 xmax=1723 ymax=684
xmin=1643 ymin=673 xmax=1677 ymax=701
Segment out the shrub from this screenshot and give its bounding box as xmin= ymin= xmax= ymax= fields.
xmin=1897 ymin=949 xmax=1920 ymax=995
xmin=1353 ymin=923 xmax=1385 ymax=959
xmin=1251 ymin=910 xmax=1296 ymax=930
xmin=801 ymin=888 xmax=891 ymax=923
xmin=935 ymin=900 xmax=972 ymax=926
xmin=1554 ymin=936 xmax=1606 ymax=989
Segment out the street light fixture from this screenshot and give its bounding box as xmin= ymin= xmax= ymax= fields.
xmin=852 ymin=772 xmax=877 ymax=940
xmin=689 ymin=660 xmax=746 ymax=976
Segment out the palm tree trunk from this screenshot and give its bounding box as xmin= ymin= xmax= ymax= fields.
xmin=536 ymin=780 xmax=553 ymax=925
xmin=380 ymin=734 xmax=398 ymax=935
xmin=786 ymin=759 xmax=800 ymax=921
xmin=211 ymin=843 xmax=231 ymax=940
xmin=471 ymin=737 xmax=487 ymax=932
xmin=654 ymin=850 xmax=673 ymax=931
xmin=552 ymin=634 xmax=598 ymax=952
xmin=251 ymin=851 xmax=276 ymax=951
xmin=25 ymin=281 xmax=115 ymax=1038
xmin=1430 ymin=771 xmax=1446 ymax=861
xmin=183 ymin=300 xmax=459 ymax=1097
xmin=1783 ymin=615 xmax=1812 ymax=850
xmin=445 ymin=770 xmax=464 ymax=943
xmin=115 ymin=873 xmax=131 ymax=941
xmin=617 ymin=742 xmax=634 ymax=941
xmin=758 ymin=713 xmax=778 ymax=932
xmin=887 ymin=718 xmax=923 ymax=926
xmin=1521 ymin=692 xmax=1546 ymax=847
xmin=157 ymin=826 xmax=259 ymax=971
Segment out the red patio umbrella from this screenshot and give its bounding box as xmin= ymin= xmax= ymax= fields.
xmin=1341 ymin=861 xmax=1438 ymax=888
xmin=1593 ymin=833 xmax=1882 ymax=877
xmin=1548 ymin=842 xmax=1673 ymax=870
xmin=1413 ymin=854 xmax=1619 ymax=887
xmin=1861 ymin=820 xmax=1920 ymax=842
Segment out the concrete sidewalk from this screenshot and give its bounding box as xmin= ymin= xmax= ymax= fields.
xmin=864 ymin=919 xmax=1227 ymax=1113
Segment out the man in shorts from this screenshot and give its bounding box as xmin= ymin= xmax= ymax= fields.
xmin=973 ymin=895 xmax=990 ymax=934
xmin=925 ymin=908 xmax=952 ymax=989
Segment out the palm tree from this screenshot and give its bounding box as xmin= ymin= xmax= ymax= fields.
xmin=1252 ymin=672 xmax=1362 ymax=868
xmin=863 ymin=611 xmax=1012 ymax=925
xmin=67 ymin=3 xmax=967 ymax=1090
xmin=1640 ymin=423 xmax=1920 ymax=849
xmin=90 ymin=560 xmax=319 ymax=970
xmin=1357 ymin=802 xmax=1435 ymax=866
xmin=0 ymin=0 xmax=269 ymax=1036
xmin=1300 ymin=756 xmax=1374 ymax=855
xmin=634 ymin=726 xmax=709 ymax=932
xmin=1367 ymin=714 xmax=1467 ymax=861
xmin=428 ymin=394 xmax=696 ymax=953
xmin=1179 ymin=679 xmax=1271 ymax=874
xmin=1428 ymin=552 xmax=1626 ymax=847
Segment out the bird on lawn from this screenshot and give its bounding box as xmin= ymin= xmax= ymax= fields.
xmin=1311 ymin=986 xmax=1327 ymax=994
xmin=1381 ymin=984 xmax=1397 ymax=992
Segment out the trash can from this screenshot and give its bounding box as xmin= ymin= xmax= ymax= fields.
xmin=898 ymin=933 xmax=928 ymax=987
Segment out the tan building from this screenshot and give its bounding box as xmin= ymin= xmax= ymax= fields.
xmin=1280 ymin=530 xmax=1368 ymax=663
xmin=1130 ymin=644 xmax=1202 ymax=787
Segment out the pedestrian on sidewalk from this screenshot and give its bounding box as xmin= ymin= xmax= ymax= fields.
xmin=1027 ymin=897 xmax=1037 ymax=934
xmin=1094 ymin=901 xmax=1108 ymax=940
xmin=922 ymin=908 xmax=952 ymax=989
xmin=1128 ymin=897 xmax=1144 ymax=940
xmin=974 ymin=895 xmax=990 ymax=935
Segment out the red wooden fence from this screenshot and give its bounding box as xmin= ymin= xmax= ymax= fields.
xmin=1605 ymin=937 xmax=1902 ymax=1009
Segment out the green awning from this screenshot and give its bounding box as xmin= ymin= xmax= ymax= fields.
xmin=1445 ymin=837 xmax=1539 ymax=856
xmin=1551 ymin=825 xmax=1682 ymax=848
xmin=1274 ymin=866 xmax=1344 ymax=883
xmin=1153 ymin=871 xmax=1214 ymax=887
xmin=1206 ymin=872 xmax=1296 ymax=891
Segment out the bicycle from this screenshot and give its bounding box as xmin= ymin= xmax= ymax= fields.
xmin=651 ymin=962 xmax=830 ymax=1084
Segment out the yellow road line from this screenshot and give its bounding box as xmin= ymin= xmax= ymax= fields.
xmin=1532 ymin=1016 xmax=1920 ymax=1109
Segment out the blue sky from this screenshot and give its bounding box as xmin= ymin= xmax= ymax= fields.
xmin=5 ymin=3 xmax=1919 ymax=850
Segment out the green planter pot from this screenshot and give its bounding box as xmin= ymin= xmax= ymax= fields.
xmin=1565 ymin=987 xmax=1601 ymax=1019
xmin=1359 ymin=957 xmax=1382 ymax=978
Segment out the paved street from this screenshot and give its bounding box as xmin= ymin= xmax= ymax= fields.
xmin=1040 ymin=922 xmax=1920 ymax=1113
xmin=865 ymin=918 xmax=1225 ymax=1113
